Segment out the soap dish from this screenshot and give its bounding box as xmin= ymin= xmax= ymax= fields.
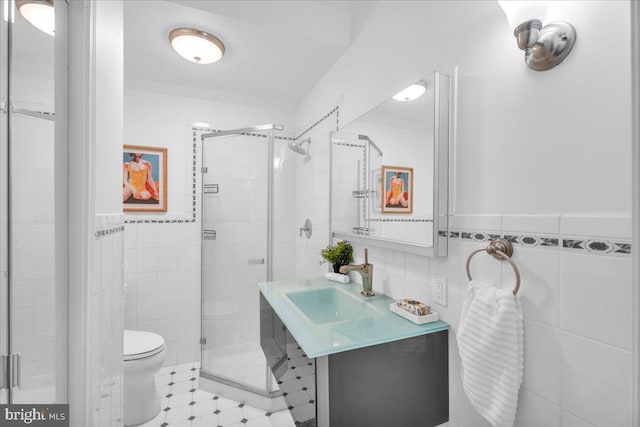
xmin=389 ymin=303 xmax=440 ymax=324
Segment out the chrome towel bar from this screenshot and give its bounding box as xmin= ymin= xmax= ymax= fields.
xmin=466 ymin=238 xmax=521 ymax=295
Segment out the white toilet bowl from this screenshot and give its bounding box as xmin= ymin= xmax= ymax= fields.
xmin=123 ymin=329 xmax=166 ymax=426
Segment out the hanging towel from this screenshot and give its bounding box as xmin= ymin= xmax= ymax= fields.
xmin=457 ymin=280 xmax=524 ymax=427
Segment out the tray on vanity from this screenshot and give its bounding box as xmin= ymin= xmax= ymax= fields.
xmin=389 ymin=303 xmax=440 ymax=324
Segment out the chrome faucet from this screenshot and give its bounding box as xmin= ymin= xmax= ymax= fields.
xmin=339 ymin=248 xmax=375 ymax=297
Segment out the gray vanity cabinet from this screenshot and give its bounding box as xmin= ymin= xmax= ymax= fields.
xmin=259 ymin=294 xmax=449 ymax=427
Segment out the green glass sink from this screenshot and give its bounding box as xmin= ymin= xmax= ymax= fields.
xmin=286 ymin=287 xmax=381 ymax=325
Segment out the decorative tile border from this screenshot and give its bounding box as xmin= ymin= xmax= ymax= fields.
xmin=125 ymin=106 xmax=340 ymax=226
xmin=95 ymin=224 xmax=125 ymax=239
xmin=563 ymin=238 xmax=631 ymax=255
xmin=296 ymin=105 xmax=340 ymax=140
xmin=439 ymin=228 xmax=631 ymax=256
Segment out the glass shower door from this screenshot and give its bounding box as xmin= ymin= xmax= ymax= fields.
xmin=1 ymin=0 xmax=65 ymax=403
xmin=200 ymin=131 xmax=273 ymax=393
xmin=0 ymin=0 xmax=8 ymax=405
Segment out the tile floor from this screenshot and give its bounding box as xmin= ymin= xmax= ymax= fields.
xmin=276 ymin=344 xmax=315 ymax=425
xmin=135 ymin=362 xmax=297 ymax=427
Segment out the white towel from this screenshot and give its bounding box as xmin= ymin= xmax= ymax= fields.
xmin=457 ymin=280 xmax=524 ymax=427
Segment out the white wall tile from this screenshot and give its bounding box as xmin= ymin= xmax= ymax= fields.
xmin=502 ymin=215 xmax=560 ymax=235
xmin=561 ymin=254 xmax=632 ymax=350
xmin=521 ymin=321 xmax=560 ymax=404
xmin=560 ymin=411 xmax=596 ymax=427
xmin=136 ymin=223 xmax=159 ymax=248
xmin=514 ymin=390 xmax=560 ymax=427
xmin=450 ymin=214 xmax=501 ymax=232
xmin=514 ymin=247 xmax=561 ymax=327
xmin=136 ymin=246 xmax=158 ymax=273
xmin=560 ymin=215 xmax=631 ymax=240
xmin=560 ymin=332 xmax=632 ymax=426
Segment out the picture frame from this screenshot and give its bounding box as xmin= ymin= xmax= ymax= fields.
xmin=123 ymin=145 xmax=167 ymax=212
xmin=381 ymin=165 xmax=413 ymax=214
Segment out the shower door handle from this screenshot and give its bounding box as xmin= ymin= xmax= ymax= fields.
xmin=10 ymin=353 xmax=21 ymax=388
xmin=0 ymin=354 xmax=7 ymax=389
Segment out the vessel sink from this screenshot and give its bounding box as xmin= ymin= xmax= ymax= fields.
xmin=286 ymin=287 xmax=381 ymax=325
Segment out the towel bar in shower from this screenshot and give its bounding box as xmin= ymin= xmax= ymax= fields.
xmin=465 ymin=238 xmax=521 ymax=295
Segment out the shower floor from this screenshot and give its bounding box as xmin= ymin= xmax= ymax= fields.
xmin=202 ymin=342 xmax=271 ymax=391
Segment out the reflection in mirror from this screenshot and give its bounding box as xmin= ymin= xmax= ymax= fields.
xmin=331 ymin=71 xmax=450 ymax=257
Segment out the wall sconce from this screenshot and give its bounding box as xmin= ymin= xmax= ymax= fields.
xmin=499 ymin=1 xmax=576 ymax=71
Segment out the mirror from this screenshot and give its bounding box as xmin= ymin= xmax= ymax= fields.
xmin=330 ymin=71 xmax=451 ymax=257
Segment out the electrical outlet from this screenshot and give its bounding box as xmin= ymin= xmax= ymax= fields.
xmin=433 ymin=276 xmax=448 ymax=307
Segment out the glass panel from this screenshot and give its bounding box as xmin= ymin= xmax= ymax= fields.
xmin=9 ymin=0 xmax=56 ymax=403
xmin=0 ymin=0 xmax=8 ymax=405
xmin=201 ymin=132 xmax=270 ymax=392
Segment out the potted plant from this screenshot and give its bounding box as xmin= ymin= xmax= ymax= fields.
xmin=321 ymin=240 xmax=354 ymax=273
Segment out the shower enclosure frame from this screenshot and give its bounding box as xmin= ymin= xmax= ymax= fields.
xmin=198 ymin=124 xmax=284 ymax=398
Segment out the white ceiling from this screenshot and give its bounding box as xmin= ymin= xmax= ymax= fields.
xmin=124 ymin=0 xmax=374 ymax=109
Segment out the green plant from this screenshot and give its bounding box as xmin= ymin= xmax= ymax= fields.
xmin=320 ymin=240 xmax=354 ymax=266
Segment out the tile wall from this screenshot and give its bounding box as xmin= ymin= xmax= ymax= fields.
xmin=124 ymin=220 xmax=201 ymax=366
xmin=91 ymin=214 xmax=126 ymax=427
xmin=10 ymin=113 xmax=57 ymax=400
xmin=345 ymin=214 xmax=632 ymax=427
xmin=294 ymin=109 xmax=337 ymax=279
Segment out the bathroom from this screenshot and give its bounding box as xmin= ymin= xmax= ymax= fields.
xmin=0 ymin=0 xmax=637 ymax=426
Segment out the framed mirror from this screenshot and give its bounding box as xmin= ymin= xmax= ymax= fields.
xmin=330 ymin=71 xmax=451 ymax=257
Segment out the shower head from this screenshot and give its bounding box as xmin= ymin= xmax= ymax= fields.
xmin=288 ymin=138 xmax=311 ymax=156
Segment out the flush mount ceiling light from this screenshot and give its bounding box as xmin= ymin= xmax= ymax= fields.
xmin=392 ymin=81 xmax=428 ymax=102
xmin=16 ymin=0 xmax=54 ymax=36
xmin=499 ymin=1 xmax=576 ymax=71
xmin=169 ymin=28 xmax=225 ymax=64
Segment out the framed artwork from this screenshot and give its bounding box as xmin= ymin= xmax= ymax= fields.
xmin=123 ymin=145 xmax=167 ymax=212
xmin=381 ymin=165 xmax=413 ymax=214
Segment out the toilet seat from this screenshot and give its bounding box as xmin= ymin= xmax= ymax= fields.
xmin=124 ymin=330 xmax=165 ymax=361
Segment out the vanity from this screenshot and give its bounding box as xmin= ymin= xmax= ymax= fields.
xmin=259 ymin=278 xmax=450 ymax=427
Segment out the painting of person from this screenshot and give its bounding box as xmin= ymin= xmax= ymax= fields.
xmin=123 ymin=152 xmax=159 ymax=202
xmin=386 ymin=171 xmax=408 ymax=208
xmin=382 ymin=166 xmax=413 ymax=213
xmin=123 ymin=145 xmax=167 ymax=212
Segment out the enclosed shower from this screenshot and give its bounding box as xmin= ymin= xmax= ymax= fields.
xmin=198 ymin=124 xmax=298 ymax=407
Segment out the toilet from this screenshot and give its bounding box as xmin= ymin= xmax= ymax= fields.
xmin=123 ymin=329 xmax=167 ymax=426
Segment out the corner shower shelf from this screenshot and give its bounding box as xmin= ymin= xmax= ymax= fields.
xmin=351 ymin=189 xmax=377 ymax=199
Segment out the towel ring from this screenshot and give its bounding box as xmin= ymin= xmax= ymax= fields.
xmin=466 ymin=238 xmax=521 ymax=295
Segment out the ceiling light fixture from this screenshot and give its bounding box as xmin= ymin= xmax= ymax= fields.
xmin=499 ymin=1 xmax=576 ymax=71
xmin=393 ymin=81 xmax=428 ymax=102
xmin=16 ymin=0 xmax=54 ymax=36
xmin=169 ymin=28 xmax=225 ymax=64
